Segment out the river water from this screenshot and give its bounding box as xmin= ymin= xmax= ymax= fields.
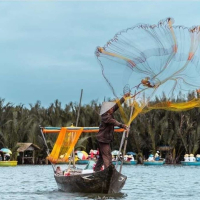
xmin=0 ymin=164 xmax=199 ymax=200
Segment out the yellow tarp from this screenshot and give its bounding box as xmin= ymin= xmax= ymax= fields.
xmin=47 ymin=127 xmax=83 ymax=164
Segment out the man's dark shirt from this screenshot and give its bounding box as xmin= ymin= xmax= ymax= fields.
xmin=96 ymin=97 xmax=125 ymax=143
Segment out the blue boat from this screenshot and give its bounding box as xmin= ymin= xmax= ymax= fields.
xmin=181 ymin=161 xmax=200 ymax=166
xmin=112 ymin=160 xmax=121 ymax=165
xmin=143 ymin=160 xmax=165 ymax=165
xmin=123 ymin=160 xmax=137 ymax=165
xmin=181 ymin=154 xmax=200 ymax=166
xmin=76 ymin=160 xmax=89 ymax=164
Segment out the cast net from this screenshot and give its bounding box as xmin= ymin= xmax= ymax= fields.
xmin=95 ymin=18 xmax=200 ymax=124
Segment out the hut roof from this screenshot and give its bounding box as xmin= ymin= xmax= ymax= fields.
xmin=17 ymin=143 xmax=40 ymax=152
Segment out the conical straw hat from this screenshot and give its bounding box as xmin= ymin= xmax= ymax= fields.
xmin=100 ymin=102 xmax=116 ymax=115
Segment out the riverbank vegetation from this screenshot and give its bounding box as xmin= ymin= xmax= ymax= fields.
xmin=0 ymin=92 xmax=200 ymax=164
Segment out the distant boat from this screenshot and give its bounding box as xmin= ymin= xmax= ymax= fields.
xmin=76 ymin=159 xmax=89 ymax=164
xmin=123 ymin=153 xmax=137 ymax=165
xmin=123 ymin=160 xmax=137 ymax=165
xmin=181 ymin=161 xmax=200 ymax=166
xmin=0 ymin=161 xmax=17 ymax=167
xmin=143 ymin=160 xmax=165 ymax=165
xmin=181 ymin=154 xmax=200 ymax=166
xmin=112 ymin=160 xmax=121 ymax=165
xmin=0 ymin=149 xmax=17 ymax=166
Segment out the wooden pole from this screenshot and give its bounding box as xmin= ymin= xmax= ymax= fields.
xmin=39 ymin=126 xmax=56 ymax=172
xmin=115 ymin=130 xmax=126 ymax=169
xmin=119 ymin=99 xmax=134 ymax=173
xmin=72 ymin=89 xmax=83 ymax=168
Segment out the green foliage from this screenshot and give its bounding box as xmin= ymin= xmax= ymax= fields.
xmin=1 ymin=93 xmax=200 ymax=163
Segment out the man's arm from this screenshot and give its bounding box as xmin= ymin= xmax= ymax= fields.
xmin=112 ymin=93 xmax=130 ymax=112
xmin=102 ymin=114 xmax=128 ymax=129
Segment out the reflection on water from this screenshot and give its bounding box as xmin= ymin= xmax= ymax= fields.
xmin=0 ymin=164 xmax=200 ymax=200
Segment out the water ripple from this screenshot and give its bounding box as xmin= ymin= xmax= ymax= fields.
xmin=0 ymin=164 xmax=200 ymax=199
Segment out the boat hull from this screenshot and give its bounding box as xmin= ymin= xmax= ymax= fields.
xmin=181 ymin=161 xmax=200 ymax=166
xmin=0 ymin=161 xmax=17 ymax=167
xmin=123 ymin=161 xmax=137 ymax=165
xmin=54 ymin=164 xmax=127 ymax=193
xmin=143 ymin=161 xmax=165 ymax=165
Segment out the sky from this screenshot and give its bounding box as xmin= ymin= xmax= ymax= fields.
xmin=0 ymin=0 xmax=200 ymax=107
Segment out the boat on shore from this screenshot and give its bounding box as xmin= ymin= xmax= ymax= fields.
xmin=0 ymin=161 xmax=17 ymax=167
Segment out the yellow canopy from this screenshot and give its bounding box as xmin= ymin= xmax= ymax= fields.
xmin=42 ymin=127 xmax=124 ymax=164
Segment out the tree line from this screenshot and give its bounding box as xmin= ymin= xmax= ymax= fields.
xmin=0 ymin=92 xmax=200 ymax=163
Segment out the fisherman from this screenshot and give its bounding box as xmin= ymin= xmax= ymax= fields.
xmin=55 ymin=166 xmax=63 ymax=175
xmin=154 ymin=151 xmax=160 ymax=161
xmin=94 ymin=92 xmax=130 ymax=172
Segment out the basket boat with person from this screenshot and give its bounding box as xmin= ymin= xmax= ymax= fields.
xmin=143 ymin=151 xmax=165 ymax=166
xmin=181 ymin=154 xmax=200 ymax=166
xmin=0 ymin=148 xmax=17 ymax=167
xmin=123 ymin=152 xmax=137 ymax=165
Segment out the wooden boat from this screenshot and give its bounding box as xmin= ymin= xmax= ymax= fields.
xmin=40 ymin=126 xmax=127 ymax=193
xmin=55 ymin=164 xmax=127 ymax=193
xmin=181 ymin=161 xmax=200 ymax=166
xmin=0 ymin=161 xmax=17 ymax=167
xmin=143 ymin=160 xmax=165 ymax=165
xmin=123 ymin=160 xmax=137 ymax=165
